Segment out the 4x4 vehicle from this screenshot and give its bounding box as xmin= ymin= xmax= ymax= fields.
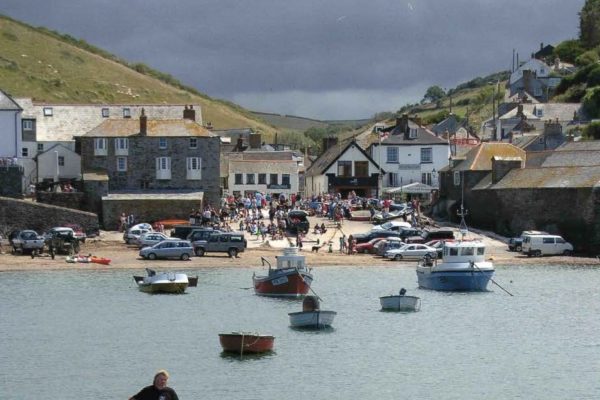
xmin=170 ymin=224 xmax=203 ymax=240
xmin=193 ymin=231 xmax=247 ymax=257
xmin=139 ymin=240 xmax=194 ymax=260
xmin=10 ymin=230 xmax=45 ymax=254
xmin=44 ymin=228 xmax=81 ymax=256
xmin=187 ymin=228 xmax=219 ymax=242
xmin=508 ymin=230 xmax=548 ymax=252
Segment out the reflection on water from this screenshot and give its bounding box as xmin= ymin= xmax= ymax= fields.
xmin=1 ymin=265 xmax=600 ymax=400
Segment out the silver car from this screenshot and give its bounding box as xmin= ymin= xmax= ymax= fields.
xmin=137 ymin=232 xmax=176 ymax=248
xmin=139 ymin=240 xmax=194 ymax=260
xmin=385 ymin=244 xmax=437 ymax=261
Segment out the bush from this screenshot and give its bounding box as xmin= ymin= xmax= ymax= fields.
xmin=575 ymin=48 xmax=600 ymax=66
xmin=554 ymin=40 xmax=586 ymax=64
xmin=587 ymin=64 xmax=600 ymax=86
xmin=583 ymin=87 xmax=600 ymax=118
xmin=583 ymin=121 xmax=600 ymax=139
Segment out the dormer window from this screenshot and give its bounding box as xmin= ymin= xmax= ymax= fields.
xmin=43 ymin=107 xmax=53 ymax=117
xmin=102 ymin=108 xmax=109 ymax=118
xmin=409 ymin=128 xmax=418 ymax=139
xmin=536 ymin=108 xmax=543 ymax=117
xmin=123 ymin=108 xmax=131 ymax=118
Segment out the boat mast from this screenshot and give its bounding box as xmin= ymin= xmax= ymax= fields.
xmin=458 ymin=171 xmax=468 ymax=239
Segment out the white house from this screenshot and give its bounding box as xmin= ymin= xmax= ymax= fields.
xmin=36 ymin=144 xmax=81 ymax=183
xmin=227 ymin=151 xmax=301 ymax=198
xmin=368 ymin=115 xmax=450 ymax=194
xmin=305 ymin=138 xmax=383 ymax=198
xmin=0 ymin=89 xmax=23 ymax=160
xmin=509 ymin=58 xmax=552 ymax=85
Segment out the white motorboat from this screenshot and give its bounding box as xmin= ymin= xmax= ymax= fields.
xmin=288 ymin=296 xmax=336 ymax=329
xmin=380 ymin=288 xmax=421 ymax=312
xmin=134 ymin=268 xmax=189 ymax=294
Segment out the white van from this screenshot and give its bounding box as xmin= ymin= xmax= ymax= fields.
xmin=521 ymin=234 xmax=573 ymax=256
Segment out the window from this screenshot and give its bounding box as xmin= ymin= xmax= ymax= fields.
xmin=22 ymin=120 xmax=33 ymax=130
xmin=420 ymin=148 xmax=432 ymax=163
xmin=37 ymin=143 xmax=44 ymax=152
xmin=337 ymin=161 xmax=352 ymax=177
xmin=477 ymin=247 xmax=485 ymax=256
xmin=388 ymin=172 xmax=399 ymax=187
xmin=235 ymin=174 xmax=243 ymax=184
xmin=543 ymin=237 xmax=555 ymax=244
xmin=102 ymin=108 xmax=109 ymax=118
xmin=386 ymin=147 xmax=399 ymax=163
xmin=22 ymin=147 xmax=28 ymax=157
xmin=43 ymin=107 xmax=53 ymax=116
xmin=449 ymin=247 xmax=459 ymax=256
xmin=462 ymin=247 xmax=474 ymax=256
xmin=155 ymin=157 xmax=171 ymax=180
xmin=422 ymin=172 xmax=432 ymax=185
xmin=246 ymin=174 xmax=255 ymax=184
xmin=123 ymin=108 xmax=131 ymax=118
xmin=409 ymin=128 xmax=418 ymax=139
xmin=58 ymin=156 xmax=65 ymax=167
xmin=536 ymin=108 xmax=543 ymax=117
xmin=556 ymin=237 xmax=566 ymax=244
xmin=270 ymin=174 xmax=278 ymax=185
xmin=189 ymin=138 xmax=198 ymax=149
xmin=187 ymin=157 xmax=201 ymax=179
xmin=159 ymin=138 xmax=167 ymax=149
xmin=94 ymin=138 xmax=108 ymax=156
xmin=454 ymin=171 xmax=461 ymax=186
xmin=258 ymin=174 xmax=266 ymax=184
xmin=355 ymin=161 xmax=368 ymax=177
xmin=117 ymin=157 xmax=127 ymax=172
xmin=115 ymin=138 xmax=129 ymax=156
xmin=282 ymin=174 xmax=290 ymax=186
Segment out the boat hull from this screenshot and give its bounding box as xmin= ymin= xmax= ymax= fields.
xmin=288 ymin=310 xmax=336 ymax=328
xmin=417 ymin=268 xmax=493 ymax=291
xmin=137 ymin=282 xmax=189 ymax=294
xmin=219 ymin=333 xmax=274 ymax=353
xmin=379 ymin=295 xmax=421 ymax=312
xmin=253 ymin=269 xmax=313 ymax=297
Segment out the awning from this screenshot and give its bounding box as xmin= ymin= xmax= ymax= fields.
xmin=384 ymin=182 xmax=435 ymax=194
xmin=102 ymin=191 xmax=204 ymax=201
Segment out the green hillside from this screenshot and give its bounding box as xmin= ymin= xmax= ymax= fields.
xmin=0 ymin=14 xmax=278 ymax=137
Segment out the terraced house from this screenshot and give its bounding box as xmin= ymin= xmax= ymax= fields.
xmin=78 ymin=107 xmax=220 ymax=228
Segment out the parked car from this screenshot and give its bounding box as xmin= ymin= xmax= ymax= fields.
xmin=10 ymin=230 xmax=45 ymax=254
xmin=137 ymin=232 xmax=177 ymax=248
xmin=406 ymin=229 xmax=455 ymax=244
xmin=286 ymin=210 xmax=310 ymax=234
xmin=64 ymin=223 xmax=87 ymax=243
xmin=372 ymin=220 xmax=412 ymax=231
xmin=44 ymin=228 xmax=81 ymax=255
xmin=385 ymin=243 xmax=437 ymax=261
xmin=139 ymin=240 xmax=194 ymax=260
xmin=396 ymin=228 xmax=422 ymax=241
xmin=124 ymin=224 xmax=153 ymax=244
xmin=376 ymin=237 xmax=406 ymax=256
xmin=508 ymin=230 xmax=548 ymax=252
xmin=424 ymin=239 xmax=455 ymax=259
xmin=353 ymin=229 xmax=401 ymax=244
xmin=187 ymin=228 xmax=219 ymax=242
xmin=522 ymin=234 xmax=573 ymax=257
xmin=355 ymin=237 xmax=386 ymax=254
xmin=170 ymin=224 xmax=201 ymax=240
xmin=193 ymin=231 xmax=247 ymax=257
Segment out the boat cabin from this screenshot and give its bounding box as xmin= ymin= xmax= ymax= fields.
xmin=442 ymin=241 xmax=486 ymax=262
xmin=275 ymin=246 xmax=307 ymax=270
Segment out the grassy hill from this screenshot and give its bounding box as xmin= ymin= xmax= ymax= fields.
xmin=0 ymin=14 xmax=279 ymax=138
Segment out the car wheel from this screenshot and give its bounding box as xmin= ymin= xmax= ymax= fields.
xmin=148 ymin=253 xmax=157 ymax=260
xmin=228 ymin=248 xmax=238 ymax=258
xmin=180 ymin=253 xmax=190 ymax=261
xmin=195 ymin=248 xmax=205 ymax=257
xmin=515 ymin=245 xmax=522 ymax=252
xmin=394 ymin=254 xmax=402 ymax=261
xmin=563 ymin=250 xmax=572 ymax=256
xmin=535 ymin=250 xmax=542 ymax=257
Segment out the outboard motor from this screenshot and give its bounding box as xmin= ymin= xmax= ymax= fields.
xmin=303 ymin=295 xmax=320 ymax=312
xmin=399 ymin=288 xmax=407 ymax=296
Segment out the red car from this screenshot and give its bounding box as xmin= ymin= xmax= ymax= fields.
xmin=355 ymin=237 xmax=386 ymax=254
xmin=64 ymin=223 xmax=87 ymax=243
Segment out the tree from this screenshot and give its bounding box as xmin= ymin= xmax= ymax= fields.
xmin=553 ymin=40 xmax=586 ymax=64
xmin=422 ymin=86 xmax=446 ymax=104
xmin=583 ymin=121 xmax=600 ymax=139
xmin=582 ymin=86 xmax=600 ymax=118
xmin=580 ymin=0 xmax=600 ymax=48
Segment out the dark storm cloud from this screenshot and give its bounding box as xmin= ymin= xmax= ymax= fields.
xmin=0 ymin=0 xmax=585 ymax=119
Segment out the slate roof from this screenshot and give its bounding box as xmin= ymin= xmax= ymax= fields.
xmin=382 ymin=121 xmax=448 ymax=145
xmin=0 ymin=89 xmax=22 ymax=111
xmin=238 ymin=151 xmax=295 ymax=161
xmin=557 ymin=140 xmax=600 ymax=151
xmin=541 ymin=150 xmax=600 ymax=167
xmin=453 ymin=143 xmax=525 ymax=171
xmin=83 ymin=119 xmax=214 ymax=137
xmin=430 ymin=114 xmax=465 ymax=135
xmin=499 ymin=103 xmax=583 ymax=122
xmin=488 ymin=166 xmax=600 ymax=189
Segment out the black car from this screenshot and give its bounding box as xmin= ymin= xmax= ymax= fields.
xmin=170 ymin=225 xmax=204 ymax=239
xmin=286 ymin=210 xmax=310 ymax=234
xmin=406 ymin=229 xmax=454 ymax=244
xmin=353 ymin=230 xmax=402 ymax=244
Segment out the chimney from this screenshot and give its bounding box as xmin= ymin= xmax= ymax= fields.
xmin=236 ymin=137 xmax=244 ymax=152
xmin=517 ymin=103 xmax=524 ymax=118
xmin=492 ymin=156 xmax=523 ymax=184
xmin=249 ymin=133 xmax=262 ymax=149
xmin=139 ymin=108 xmax=147 ymax=136
xmin=396 ymin=113 xmax=409 ymax=134
xmin=204 ymin=121 xmax=213 ymax=130
xmin=412 ymin=114 xmax=422 ymax=127
xmin=183 ymin=105 xmax=196 ymax=121
xmin=543 ymin=119 xmax=562 ymax=136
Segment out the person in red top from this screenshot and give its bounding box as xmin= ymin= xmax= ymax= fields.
xmin=129 ymin=370 xmax=179 ymax=400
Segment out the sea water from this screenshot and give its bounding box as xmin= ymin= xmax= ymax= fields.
xmin=1 ymin=264 xmax=599 ymax=400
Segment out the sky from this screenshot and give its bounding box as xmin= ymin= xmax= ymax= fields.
xmin=0 ymin=0 xmax=585 ymax=120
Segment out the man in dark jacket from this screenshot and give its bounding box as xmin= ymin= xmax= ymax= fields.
xmin=129 ymin=370 xmax=179 ymax=400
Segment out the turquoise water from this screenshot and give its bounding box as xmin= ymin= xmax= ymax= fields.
xmin=1 ymin=264 xmax=599 ymax=400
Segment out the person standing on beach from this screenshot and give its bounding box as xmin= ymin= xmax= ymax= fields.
xmin=129 ymin=370 xmax=179 ymax=400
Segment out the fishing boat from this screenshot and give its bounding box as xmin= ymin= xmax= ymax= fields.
xmin=380 ymin=288 xmax=421 ymax=311
xmin=416 ymin=205 xmax=494 ymax=291
xmin=133 ymin=275 xmax=198 ymax=287
xmin=288 ymin=295 xmax=336 ymax=329
xmin=218 ymin=332 xmax=275 ymax=354
xmin=252 ymin=246 xmax=313 ymax=297
xmin=134 ymin=268 xmax=189 ymax=294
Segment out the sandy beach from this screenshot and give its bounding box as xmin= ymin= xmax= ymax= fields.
xmin=1 ymin=215 xmax=597 ymax=272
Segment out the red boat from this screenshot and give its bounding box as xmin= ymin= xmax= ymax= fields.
xmin=253 ymin=247 xmax=313 ymax=297
xmin=219 ymin=332 xmax=275 ymax=354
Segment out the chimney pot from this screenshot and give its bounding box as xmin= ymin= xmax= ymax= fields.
xmin=183 ymin=105 xmax=196 ymax=121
